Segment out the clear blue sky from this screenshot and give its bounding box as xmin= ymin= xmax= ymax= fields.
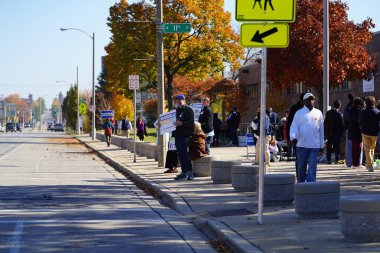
xmin=0 ymin=0 xmax=379 ymax=107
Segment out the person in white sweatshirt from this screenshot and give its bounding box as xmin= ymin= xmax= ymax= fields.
xmin=290 ymin=93 xmax=324 ymax=182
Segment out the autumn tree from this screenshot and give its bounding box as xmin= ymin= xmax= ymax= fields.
xmin=104 ymin=0 xmax=244 ymax=110
xmin=62 ymin=85 xmax=78 ymax=130
xmin=33 ymin=97 xmax=45 ymax=123
xmin=267 ymin=0 xmax=375 ymax=94
xmin=109 ymin=93 xmax=134 ymax=121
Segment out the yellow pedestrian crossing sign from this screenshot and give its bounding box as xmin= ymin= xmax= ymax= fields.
xmin=79 ymin=103 xmax=87 ymax=115
xmin=236 ymin=0 xmax=296 ymax=22
xmin=240 ymin=23 xmax=289 ymax=48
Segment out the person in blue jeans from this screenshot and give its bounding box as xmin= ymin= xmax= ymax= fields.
xmin=290 ymin=93 xmax=324 ymax=182
xmin=173 ymin=94 xmax=195 ymax=180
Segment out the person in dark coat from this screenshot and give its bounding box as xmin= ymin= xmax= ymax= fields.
xmin=324 ymin=100 xmax=344 ymax=164
xmin=173 ymin=94 xmax=195 ymax=180
xmin=136 ymin=116 xmax=148 ymax=141
xmin=198 ymin=97 xmax=214 ymax=154
xmin=189 ymin=122 xmax=207 ymax=160
xmin=164 ymin=131 xmax=179 ymax=174
xmin=347 ymin=98 xmax=364 ymax=168
xmin=359 ymin=96 xmax=380 ymax=172
xmin=343 ymin=93 xmax=355 ymax=167
xmin=212 ymin=113 xmax=222 ymax=146
xmin=286 ymin=93 xmax=306 ymax=160
xmin=227 ymin=106 xmax=240 ymax=146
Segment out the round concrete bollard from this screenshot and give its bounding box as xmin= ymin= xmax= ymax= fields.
xmin=294 ymin=181 xmax=340 ymax=218
xmin=232 ymin=165 xmax=259 ymax=192
xmin=211 ymin=160 xmax=241 ymax=184
xmin=192 ymin=156 xmax=214 ymax=177
xmin=145 ymin=143 xmax=157 ymax=159
xmin=340 ymin=195 xmax=380 ymax=243
xmin=256 ymin=174 xmax=295 ymax=206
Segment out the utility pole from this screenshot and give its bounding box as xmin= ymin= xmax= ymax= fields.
xmin=323 ymin=0 xmax=329 ymax=115
xmin=156 ymin=0 xmax=166 ymax=167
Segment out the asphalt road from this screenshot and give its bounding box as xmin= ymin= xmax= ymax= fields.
xmin=0 ymin=130 xmax=215 ymax=253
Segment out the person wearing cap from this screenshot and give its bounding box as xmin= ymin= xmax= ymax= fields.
xmin=290 ymin=92 xmax=324 ymax=182
xmin=173 ymin=94 xmax=195 ymax=180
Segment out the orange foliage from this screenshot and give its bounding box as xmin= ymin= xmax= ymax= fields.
xmin=267 ymin=0 xmax=375 ymax=89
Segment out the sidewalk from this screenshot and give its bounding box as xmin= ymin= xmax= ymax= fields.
xmin=77 ymin=135 xmax=380 ymax=253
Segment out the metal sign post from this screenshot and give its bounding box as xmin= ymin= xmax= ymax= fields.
xmin=258 ymin=48 xmax=267 ymax=225
xmin=236 ymin=0 xmax=296 ymax=225
xmin=129 ymin=75 xmax=140 ymax=163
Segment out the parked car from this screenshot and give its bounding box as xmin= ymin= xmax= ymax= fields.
xmin=54 ymin=123 xmax=64 ymax=132
xmin=24 ymin=122 xmax=31 ymax=128
xmin=6 ymin=123 xmax=17 ymax=132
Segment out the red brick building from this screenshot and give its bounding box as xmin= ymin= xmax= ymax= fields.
xmin=238 ymin=31 xmax=380 ymax=123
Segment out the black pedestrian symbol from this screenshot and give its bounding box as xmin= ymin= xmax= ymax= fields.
xmin=252 ymin=0 xmax=262 ymax=10
xmin=264 ymin=0 xmax=274 ymax=11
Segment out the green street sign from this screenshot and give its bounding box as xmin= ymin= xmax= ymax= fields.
xmin=236 ymin=0 xmax=296 ymax=22
xmin=162 ymin=23 xmax=191 ymax=33
xmin=240 ymin=23 xmax=289 ymax=48
xmin=79 ymin=103 xmax=87 ymax=115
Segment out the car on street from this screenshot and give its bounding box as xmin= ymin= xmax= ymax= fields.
xmin=6 ymin=123 xmax=17 ymax=132
xmin=54 ymin=123 xmax=64 ymax=132
xmin=24 ymin=122 xmax=31 ymax=128
xmin=0 ymin=124 xmax=4 ymax=132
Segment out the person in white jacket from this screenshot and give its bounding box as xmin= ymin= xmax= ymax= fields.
xmin=290 ymin=93 xmax=324 ymax=182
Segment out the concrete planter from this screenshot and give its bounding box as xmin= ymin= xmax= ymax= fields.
xmin=121 ymin=138 xmax=133 ymax=149
xmin=340 ymin=195 xmax=380 ymax=243
xmin=211 ymin=160 xmax=241 ymax=184
xmin=111 ymin=136 xmax=122 ymax=147
xmin=192 ymin=156 xmax=214 ymax=177
xmin=256 ymin=174 xmax=295 ymax=206
xmin=145 ymin=143 xmax=157 ymax=160
xmin=294 ymin=181 xmax=340 ymax=218
xmin=232 ymin=165 xmax=259 ymax=192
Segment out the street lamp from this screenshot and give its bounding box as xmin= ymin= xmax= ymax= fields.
xmin=60 ymin=27 xmax=95 ymax=139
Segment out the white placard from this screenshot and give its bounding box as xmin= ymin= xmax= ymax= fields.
xmin=191 ymin=103 xmax=203 ymax=121
xmin=159 ymin=110 xmax=177 ymax=135
xmin=363 ymin=77 xmax=374 ymax=93
xmin=129 ymin=75 xmax=140 ymax=90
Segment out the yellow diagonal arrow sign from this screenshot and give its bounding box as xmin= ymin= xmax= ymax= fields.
xmin=240 ymin=23 xmax=289 ymax=48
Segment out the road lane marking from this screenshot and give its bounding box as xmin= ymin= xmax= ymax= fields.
xmin=9 ymin=221 xmax=24 ymax=253
xmin=0 ymin=144 xmax=22 ymax=161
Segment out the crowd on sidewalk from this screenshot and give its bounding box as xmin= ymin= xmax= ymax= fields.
xmin=99 ymin=91 xmax=380 ymax=183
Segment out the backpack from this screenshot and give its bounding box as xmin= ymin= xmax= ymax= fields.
xmin=104 ymin=126 xmax=112 ymax=135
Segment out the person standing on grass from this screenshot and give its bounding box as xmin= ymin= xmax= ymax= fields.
xmin=136 ymin=116 xmax=147 ymax=141
xmin=290 ymin=93 xmax=324 ymax=182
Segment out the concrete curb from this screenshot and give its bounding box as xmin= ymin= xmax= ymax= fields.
xmin=77 ymin=137 xmax=261 ymax=253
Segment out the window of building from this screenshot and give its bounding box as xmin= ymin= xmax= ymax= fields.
xmin=242 ymin=69 xmax=250 ymax=74
xmin=246 ymin=83 xmax=259 ymax=98
xmin=330 ymin=80 xmax=351 ymax=91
